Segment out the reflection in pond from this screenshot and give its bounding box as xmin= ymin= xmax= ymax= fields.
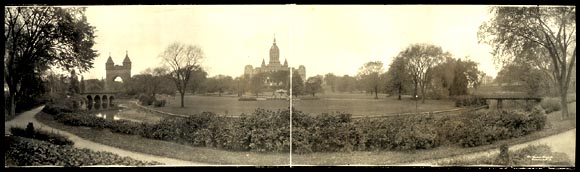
xmin=92 ymin=107 xmax=162 ymax=124
xmin=95 ymin=113 xmax=121 ymax=121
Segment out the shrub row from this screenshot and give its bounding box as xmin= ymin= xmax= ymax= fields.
xmin=48 ymin=106 xmax=547 ymax=153
xmin=9 ymin=124 xmax=74 ymax=146
xmin=4 ymin=136 xmax=162 ymax=166
xmin=138 ymin=94 xmax=167 ymax=107
xmin=454 ymin=95 xmax=488 ymax=107
xmin=238 ymin=97 xmax=257 ymax=101
xmin=450 ymin=106 xmax=546 ymax=147
xmin=540 ymin=97 xmax=561 ymax=114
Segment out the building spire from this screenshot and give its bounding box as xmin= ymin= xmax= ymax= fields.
xmin=273 ymin=34 xmax=276 ymax=44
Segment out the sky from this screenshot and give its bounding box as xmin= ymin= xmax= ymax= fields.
xmin=82 ymin=5 xmax=499 ymax=80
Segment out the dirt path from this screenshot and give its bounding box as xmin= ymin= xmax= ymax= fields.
xmin=4 ymin=106 xmax=211 ymax=166
xmin=409 ymin=128 xmax=576 ymax=166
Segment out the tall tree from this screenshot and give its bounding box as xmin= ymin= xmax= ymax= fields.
xmin=305 ymin=76 xmax=323 ymax=97
xmin=357 ymin=61 xmax=384 ymax=99
xmin=479 ymin=6 xmax=576 ymax=118
xmin=385 ymin=55 xmax=411 ymax=100
xmin=68 ymin=70 xmax=80 ymax=95
xmin=400 ymin=44 xmax=445 ymax=103
xmin=250 ymin=72 xmax=267 ymax=96
xmin=160 ymin=42 xmax=204 ymax=108
xmin=291 ymin=71 xmax=304 ymax=97
xmin=188 ymin=68 xmax=207 ymax=95
xmin=4 ymin=7 xmax=97 ymax=116
xmin=324 ymin=73 xmax=338 ymax=92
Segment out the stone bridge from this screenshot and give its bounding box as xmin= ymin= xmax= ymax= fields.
xmin=80 ymin=92 xmax=118 ymax=110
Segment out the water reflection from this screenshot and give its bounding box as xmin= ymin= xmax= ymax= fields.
xmin=95 ymin=113 xmax=120 ymax=121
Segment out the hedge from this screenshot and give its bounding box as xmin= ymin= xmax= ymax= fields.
xmin=46 ymin=105 xmax=547 ymax=153
xmin=4 ymin=136 xmax=162 ymax=166
xmin=9 ymin=124 xmax=74 ymax=146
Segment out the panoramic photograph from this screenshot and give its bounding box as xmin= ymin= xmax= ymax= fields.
xmin=3 ymin=5 xmax=576 ymax=167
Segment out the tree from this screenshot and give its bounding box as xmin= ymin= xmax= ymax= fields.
xmin=291 ymin=71 xmax=304 ymax=97
xmin=400 ymin=44 xmax=445 ymax=103
xmin=324 ymin=73 xmax=338 ymax=92
xmin=336 ymin=75 xmax=357 ymax=93
xmin=4 ymin=7 xmax=97 ymax=116
xmin=160 ymin=42 xmax=204 ymax=108
xmin=357 ymin=61 xmax=384 ymax=99
xmin=495 ymin=63 xmax=550 ymax=97
xmin=385 ymin=55 xmax=412 ymax=100
xmin=79 ymin=75 xmax=85 ymax=93
xmin=305 ymin=76 xmax=323 ymax=97
xmin=479 ymin=6 xmax=576 ymax=118
xmin=188 ymin=68 xmax=207 ymax=95
xmin=130 ymin=67 xmax=176 ymax=97
xmin=202 ymin=75 xmax=234 ymax=96
xmin=250 ymin=72 xmax=267 ymax=96
xmin=68 ymin=70 xmax=80 ymax=95
xmin=268 ymin=70 xmax=290 ymax=90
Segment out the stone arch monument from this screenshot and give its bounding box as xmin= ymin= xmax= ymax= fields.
xmin=105 ymin=51 xmax=131 ymax=91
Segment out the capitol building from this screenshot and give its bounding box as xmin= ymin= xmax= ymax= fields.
xmin=244 ymin=38 xmax=306 ymax=80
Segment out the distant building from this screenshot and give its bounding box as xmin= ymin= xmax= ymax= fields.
xmin=244 ymin=37 xmax=306 ymax=80
xmin=105 ymin=51 xmax=132 ymax=91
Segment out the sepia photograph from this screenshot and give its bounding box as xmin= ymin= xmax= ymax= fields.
xmin=3 ymin=5 xmax=576 ymax=167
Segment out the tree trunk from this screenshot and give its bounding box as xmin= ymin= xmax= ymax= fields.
xmin=180 ymin=93 xmax=185 ymax=108
xmin=560 ymin=87 xmax=569 ymax=119
xmin=8 ymin=91 xmax=16 ymax=117
xmin=374 ymin=86 xmax=378 ymax=99
xmin=421 ymin=85 xmax=426 ymax=103
xmin=397 ymin=84 xmax=402 ymax=100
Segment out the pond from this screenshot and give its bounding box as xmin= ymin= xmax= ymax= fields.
xmin=95 ymin=107 xmax=163 ymax=124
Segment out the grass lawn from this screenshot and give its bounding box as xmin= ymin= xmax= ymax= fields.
xmin=154 ymin=93 xmax=456 ymax=117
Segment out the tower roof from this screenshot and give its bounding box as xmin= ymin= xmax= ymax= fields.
xmin=106 ymin=53 xmax=114 ymax=64
xmin=123 ymin=51 xmax=131 ymax=63
xmin=269 ymin=37 xmax=280 ymax=63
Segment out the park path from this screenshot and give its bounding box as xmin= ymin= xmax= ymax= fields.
xmin=409 ymin=128 xmax=576 ymax=166
xmin=4 ymin=106 xmax=211 ymax=166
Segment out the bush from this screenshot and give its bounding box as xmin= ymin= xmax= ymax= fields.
xmin=9 ymin=125 xmax=74 ymax=146
xmin=455 ymin=108 xmax=547 ymax=147
xmin=4 ymin=136 xmax=162 ymax=166
xmin=540 ymin=97 xmax=561 ymax=114
xmin=42 ymin=100 xmax=75 ymax=115
xmin=238 ymin=97 xmax=257 ymax=101
xmin=138 ymin=94 xmax=155 ymax=106
xmin=153 ymin=100 xmax=166 ymax=107
xmin=454 ymin=95 xmax=488 ymax=107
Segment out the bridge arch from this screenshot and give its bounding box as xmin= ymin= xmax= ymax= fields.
xmin=102 ymin=95 xmax=108 ymax=109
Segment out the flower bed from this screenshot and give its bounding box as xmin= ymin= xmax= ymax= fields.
xmin=4 ymin=136 xmax=162 ymax=166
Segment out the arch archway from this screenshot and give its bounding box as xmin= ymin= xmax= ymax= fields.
xmin=86 ymin=95 xmax=93 ymax=110
xmin=109 ymin=96 xmax=115 ymax=107
xmin=102 ymin=95 xmax=108 ymax=109
xmin=94 ymin=95 xmax=101 ymax=110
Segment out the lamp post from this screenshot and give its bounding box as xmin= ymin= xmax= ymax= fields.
xmin=415 ymin=94 xmax=418 ymax=114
